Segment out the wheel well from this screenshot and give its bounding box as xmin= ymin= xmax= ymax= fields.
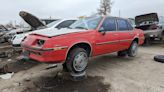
xmin=133 ymin=38 xmax=139 ymax=43
xmin=67 ymin=43 xmax=91 ymax=57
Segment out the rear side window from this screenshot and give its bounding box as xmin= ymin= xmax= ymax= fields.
xmin=100 ymin=17 xmax=116 ymax=31
xmin=127 ymin=21 xmax=133 ymax=30
xmin=56 ymin=20 xmax=76 ymax=29
xmin=117 ymin=19 xmax=129 ymax=31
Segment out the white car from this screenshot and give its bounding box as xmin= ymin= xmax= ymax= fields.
xmin=11 ymin=19 xmax=77 ymax=50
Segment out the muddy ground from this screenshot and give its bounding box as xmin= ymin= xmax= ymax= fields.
xmin=0 ymin=41 xmax=163 ymax=92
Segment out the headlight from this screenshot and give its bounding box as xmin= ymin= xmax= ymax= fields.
xmin=36 ymin=39 xmax=45 ymax=47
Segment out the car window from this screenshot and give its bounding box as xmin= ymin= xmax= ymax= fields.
xmin=99 ymin=17 xmax=116 ymax=31
xmin=127 ymin=21 xmax=133 ymax=30
xmin=56 ymin=20 xmax=76 ymax=29
xmin=70 ymin=16 xmax=102 ymax=30
xmin=117 ymin=19 xmax=129 ymax=31
xmin=46 ymin=20 xmax=61 ymax=28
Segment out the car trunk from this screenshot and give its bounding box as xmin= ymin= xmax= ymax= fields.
xmin=135 ymin=13 xmax=159 ymax=31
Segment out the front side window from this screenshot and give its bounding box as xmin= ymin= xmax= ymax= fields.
xmin=117 ymin=19 xmax=129 ymax=31
xmin=99 ymin=17 xmax=116 ymax=31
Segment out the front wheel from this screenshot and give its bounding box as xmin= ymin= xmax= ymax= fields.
xmin=128 ymin=41 xmax=138 ymax=57
xmin=65 ymin=48 xmax=89 ymax=74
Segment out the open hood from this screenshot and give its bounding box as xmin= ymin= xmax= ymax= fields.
xmin=135 ymin=13 xmax=159 ymax=26
xmin=19 ymin=11 xmax=46 ymax=29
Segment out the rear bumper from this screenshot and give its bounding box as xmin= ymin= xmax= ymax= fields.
xmin=144 ymin=29 xmax=163 ymax=38
xmin=22 ymin=45 xmax=68 ymax=63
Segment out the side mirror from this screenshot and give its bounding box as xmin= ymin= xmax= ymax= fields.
xmin=99 ymin=30 xmax=106 ymax=35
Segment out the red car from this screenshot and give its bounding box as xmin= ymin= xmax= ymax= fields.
xmin=22 ymin=16 xmax=144 ymax=74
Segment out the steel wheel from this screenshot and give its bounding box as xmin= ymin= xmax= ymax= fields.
xmin=73 ymin=52 xmax=88 ymax=72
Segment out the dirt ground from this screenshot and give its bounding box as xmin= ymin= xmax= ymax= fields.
xmin=0 ymin=42 xmax=163 ymax=92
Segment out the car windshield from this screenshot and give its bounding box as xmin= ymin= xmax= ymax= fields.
xmin=46 ymin=20 xmax=61 ymax=28
xmin=70 ymin=16 xmax=102 ymax=30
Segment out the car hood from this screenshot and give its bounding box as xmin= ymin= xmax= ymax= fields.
xmin=19 ymin=11 xmax=46 ymax=29
xmin=135 ymin=13 xmax=159 ymax=26
xmin=31 ymin=28 xmax=87 ymax=37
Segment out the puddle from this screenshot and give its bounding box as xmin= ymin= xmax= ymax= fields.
xmin=23 ymin=75 xmax=110 ymax=92
xmin=6 ymin=60 xmax=39 ymax=73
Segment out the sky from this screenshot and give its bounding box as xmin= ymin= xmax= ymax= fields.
xmin=0 ymin=0 xmax=164 ymax=24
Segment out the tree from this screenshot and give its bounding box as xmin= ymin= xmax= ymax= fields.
xmin=98 ymin=0 xmax=113 ymax=15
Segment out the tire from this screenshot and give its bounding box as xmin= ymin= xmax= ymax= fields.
xmin=117 ymin=51 xmax=127 ymax=57
xmin=154 ymin=55 xmax=164 ymax=63
xmin=128 ymin=41 xmax=138 ymax=57
xmin=65 ymin=48 xmax=89 ymax=74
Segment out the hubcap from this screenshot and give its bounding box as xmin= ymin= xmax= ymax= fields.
xmin=73 ymin=52 xmax=88 ymax=72
xmin=132 ymin=43 xmax=138 ymax=56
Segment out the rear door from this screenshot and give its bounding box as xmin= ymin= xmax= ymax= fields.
xmin=117 ymin=19 xmax=134 ymax=50
xmin=94 ymin=17 xmax=120 ymax=55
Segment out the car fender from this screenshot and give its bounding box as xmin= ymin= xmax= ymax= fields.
xmin=65 ymin=40 xmax=93 ymax=60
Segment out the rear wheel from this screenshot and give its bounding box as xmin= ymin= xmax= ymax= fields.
xmin=128 ymin=41 xmax=138 ymax=57
xmin=65 ymin=48 xmax=89 ymax=74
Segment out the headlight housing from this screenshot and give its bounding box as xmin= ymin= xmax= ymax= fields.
xmin=36 ymin=39 xmax=45 ymax=47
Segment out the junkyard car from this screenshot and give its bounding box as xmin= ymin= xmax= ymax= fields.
xmin=11 ymin=19 xmax=77 ymax=50
xmin=21 ymin=16 xmax=144 ymax=75
xmin=135 ymin=13 xmax=164 ymax=45
xmin=0 ymin=25 xmax=10 ymax=43
xmin=4 ymin=11 xmax=57 ymax=42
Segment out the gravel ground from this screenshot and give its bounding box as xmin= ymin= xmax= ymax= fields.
xmin=0 ymin=42 xmax=163 ymax=92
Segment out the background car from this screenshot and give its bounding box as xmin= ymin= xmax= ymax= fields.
xmin=4 ymin=11 xmax=57 ymax=43
xmin=135 ymin=13 xmax=164 ymax=45
xmin=0 ymin=25 xmax=10 ymax=43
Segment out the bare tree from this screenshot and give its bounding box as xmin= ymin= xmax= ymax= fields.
xmin=98 ymin=0 xmax=113 ymax=15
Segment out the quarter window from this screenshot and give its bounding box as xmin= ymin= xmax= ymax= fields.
xmin=117 ymin=19 xmax=129 ymax=31
xmin=100 ymin=17 xmax=116 ymax=31
xmin=127 ymin=21 xmax=133 ymax=30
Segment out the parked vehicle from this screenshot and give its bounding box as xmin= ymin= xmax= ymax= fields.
xmin=21 ymin=16 xmax=144 ymax=75
xmin=135 ymin=13 xmax=164 ymax=45
xmin=4 ymin=11 xmax=57 ymax=42
xmin=0 ymin=25 xmax=10 ymax=43
xmin=11 ymin=19 xmax=77 ymax=50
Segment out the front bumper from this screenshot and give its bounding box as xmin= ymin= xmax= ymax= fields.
xmin=22 ymin=45 xmax=68 ymax=63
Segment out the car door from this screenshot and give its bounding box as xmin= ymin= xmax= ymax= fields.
xmin=94 ymin=17 xmax=120 ymax=55
xmin=117 ymin=19 xmax=135 ymax=50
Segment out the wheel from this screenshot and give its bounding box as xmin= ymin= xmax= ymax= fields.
xmin=117 ymin=51 xmax=127 ymax=57
xmin=128 ymin=41 xmax=138 ymax=57
xmin=154 ymin=55 xmax=164 ymax=63
xmin=65 ymin=48 xmax=89 ymax=74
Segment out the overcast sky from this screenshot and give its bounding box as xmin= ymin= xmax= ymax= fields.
xmin=0 ymin=0 xmax=164 ymax=24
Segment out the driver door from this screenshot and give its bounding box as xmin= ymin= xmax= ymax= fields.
xmin=94 ymin=17 xmax=120 ymax=55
